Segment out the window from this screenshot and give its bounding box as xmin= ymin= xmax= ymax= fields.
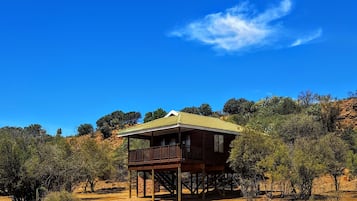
xmin=160 ymin=138 xmax=166 ymax=146
xmin=169 ymin=138 xmax=176 ymax=145
xmin=214 ymin=135 xmax=224 ymax=153
xmin=185 ymin=135 xmax=191 ymax=152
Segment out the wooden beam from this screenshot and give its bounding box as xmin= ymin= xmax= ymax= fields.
xmin=143 ymin=171 xmax=147 ymax=197
xmin=127 ymin=136 xmax=130 ymax=151
xmin=136 ymin=171 xmax=139 ymax=198
xmin=202 ymin=168 xmax=206 ymax=200
xmin=151 ymin=169 xmax=155 ymax=201
xmin=150 ymin=131 xmax=154 ymax=146
xmin=128 ymin=170 xmax=132 ymax=198
xmin=178 ymin=127 xmax=182 ymax=148
xmin=196 ymin=173 xmax=199 ymax=195
xmin=177 ymin=165 xmax=182 ymax=201
xmin=129 ymin=163 xmax=180 ymax=171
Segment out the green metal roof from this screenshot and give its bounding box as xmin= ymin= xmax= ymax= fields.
xmin=118 ymin=110 xmax=244 ymax=137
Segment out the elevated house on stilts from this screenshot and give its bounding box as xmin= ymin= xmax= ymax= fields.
xmin=118 ymin=110 xmax=243 ymax=201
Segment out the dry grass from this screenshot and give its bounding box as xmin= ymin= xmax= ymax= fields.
xmin=1 ymin=175 xmax=357 ymax=201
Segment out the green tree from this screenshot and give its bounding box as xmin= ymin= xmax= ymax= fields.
xmin=291 ymin=138 xmax=325 ymax=200
xmin=143 ymin=108 xmax=167 ymax=123
xmin=319 ymin=134 xmax=349 ymax=192
xmin=73 ymin=138 xmax=114 ymax=192
xmin=56 ymin=128 xmax=62 ymax=137
xmin=181 ymin=103 xmax=214 ymax=116
xmin=26 ymin=137 xmax=81 ymax=192
xmin=347 ymin=151 xmax=357 ymax=177
xmin=96 ymin=110 xmax=141 ymax=138
xmin=255 ymin=96 xmax=300 ymax=116
xmin=24 ymin=124 xmax=46 ymax=136
xmin=0 ymin=129 xmax=40 ymax=201
xmin=276 ymin=114 xmax=323 ymax=144
xmin=181 ymin=106 xmax=200 ymax=114
xmin=77 ymin=124 xmax=94 ymax=136
xmin=199 ymin=103 xmax=213 ymax=116
xmin=259 ymin=139 xmax=291 ymax=196
xmin=228 ymin=131 xmax=273 ymax=199
xmin=316 ymin=94 xmax=339 ymax=132
xmin=223 ymin=98 xmax=254 ymax=115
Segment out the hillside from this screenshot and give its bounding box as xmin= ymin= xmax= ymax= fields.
xmin=337 ymin=98 xmax=357 ymax=131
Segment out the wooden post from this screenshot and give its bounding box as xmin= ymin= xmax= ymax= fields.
xmin=151 ymin=169 xmax=155 ymax=201
xmin=172 ymin=171 xmax=175 ymax=195
xmin=230 ymin=173 xmax=233 ymax=192
xmin=136 ymin=171 xmax=139 ymax=198
xmin=222 ymin=171 xmax=226 ymax=197
xmin=128 ymin=170 xmax=132 ymax=198
xmin=202 ymin=169 xmax=206 ymax=200
xmin=177 ymin=165 xmax=182 ymax=201
xmin=178 ymin=127 xmax=182 ymax=147
xmin=144 ymin=171 xmax=147 ymax=197
xmin=214 ymin=174 xmax=217 ymax=190
xmin=150 ymin=132 xmax=154 ymax=146
xmin=196 ymin=173 xmax=199 ymax=195
xmin=190 ymin=173 xmax=194 ymax=195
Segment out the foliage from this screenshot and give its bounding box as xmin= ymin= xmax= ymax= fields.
xmin=26 ymin=137 xmax=80 ymax=192
xmin=228 ymin=131 xmax=273 ymax=198
xmin=223 ymin=98 xmax=254 ymax=115
xmin=181 ymin=106 xmax=200 ymax=114
xmin=347 ymin=151 xmax=357 ymax=176
xmin=44 ymin=191 xmax=80 ymax=201
xmin=72 ymin=138 xmax=114 ymax=192
xmin=143 ymin=108 xmax=167 ymax=123
xmin=298 ymin=90 xmax=317 ymax=107
xmin=181 ymin=103 xmax=213 ymax=116
xmin=24 ymin=124 xmax=46 ymax=136
xmin=96 ymin=110 xmax=141 ymax=138
xmin=291 ymin=138 xmax=325 ymax=199
xmin=259 ymin=139 xmax=291 ymax=188
xmin=0 ymin=126 xmax=119 ymax=200
xmin=199 ymin=103 xmax=213 ymax=116
xmin=276 ymin=114 xmax=323 ymax=144
xmin=56 ymin=128 xmax=62 ymax=137
xmin=319 ymin=133 xmax=349 ymax=191
xmin=316 ymin=94 xmax=340 ymax=132
xmin=77 ymin=123 xmax=94 ymax=136
xmin=254 ymin=96 xmax=300 ymax=116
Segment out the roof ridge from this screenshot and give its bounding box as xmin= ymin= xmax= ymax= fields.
xmin=177 ymin=112 xmax=182 ymax=124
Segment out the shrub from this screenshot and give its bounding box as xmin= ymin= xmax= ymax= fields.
xmin=44 ymin=191 xmax=80 ymax=201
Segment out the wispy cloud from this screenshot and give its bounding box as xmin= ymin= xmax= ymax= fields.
xmin=290 ymin=28 xmax=322 ymax=47
xmin=170 ymin=0 xmax=321 ymax=53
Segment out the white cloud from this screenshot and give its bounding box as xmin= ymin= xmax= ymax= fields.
xmin=290 ymin=29 xmax=322 ymax=47
xmin=170 ymin=0 xmax=321 ymax=52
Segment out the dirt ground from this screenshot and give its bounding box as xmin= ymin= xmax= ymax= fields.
xmin=1 ymin=175 xmax=357 ymax=201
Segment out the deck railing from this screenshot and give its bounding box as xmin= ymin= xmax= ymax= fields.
xmin=128 ymin=145 xmax=202 ymax=165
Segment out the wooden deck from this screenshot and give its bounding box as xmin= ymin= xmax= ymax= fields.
xmin=128 ymin=145 xmax=203 ymax=166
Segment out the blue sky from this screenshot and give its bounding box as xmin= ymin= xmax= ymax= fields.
xmin=0 ymin=0 xmax=356 ymax=135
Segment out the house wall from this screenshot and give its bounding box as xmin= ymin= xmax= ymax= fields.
xmin=150 ymin=129 xmax=236 ymax=167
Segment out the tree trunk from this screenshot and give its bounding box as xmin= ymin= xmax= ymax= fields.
xmin=333 ymin=174 xmax=339 ymax=192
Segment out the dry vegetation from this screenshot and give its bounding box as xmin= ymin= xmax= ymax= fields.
xmin=1 ymin=175 xmax=356 ymax=201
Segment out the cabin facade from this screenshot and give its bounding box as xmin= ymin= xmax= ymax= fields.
xmin=118 ymin=110 xmax=243 ymax=201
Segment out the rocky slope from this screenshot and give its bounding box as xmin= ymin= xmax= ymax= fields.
xmin=337 ymin=98 xmax=357 ymax=131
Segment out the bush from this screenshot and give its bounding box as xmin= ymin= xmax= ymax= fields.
xmin=44 ymin=191 xmax=80 ymax=201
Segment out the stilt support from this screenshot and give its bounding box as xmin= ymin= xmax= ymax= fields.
xmin=152 ymin=169 xmax=155 ymax=201
xmin=136 ymin=171 xmax=139 ymax=198
xmin=202 ymin=169 xmax=206 ymax=200
xmin=128 ymin=170 xmax=132 ymax=198
xmin=178 ymin=165 xmax=182 ymax=201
